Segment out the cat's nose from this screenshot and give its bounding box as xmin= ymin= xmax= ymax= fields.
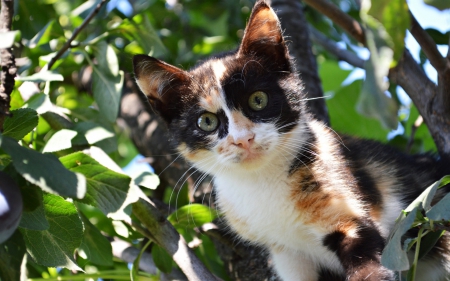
xmin=232 ymin=133 xmax=255 ymax=150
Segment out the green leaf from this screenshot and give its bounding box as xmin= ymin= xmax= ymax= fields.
xmin=90 ymin=65 xmax=123 ymax=123
xmin=168 ymin=204 xmax=217 ymax=229
xmin=134 ymin=171 xmax=160 ymax=190
xmin=19 ymin=188 xmax=49 ymax=231
xmin=425 ymin=28 xmax=450 ymax=45
xmin=326 ymin=79 xmax=390 ymax=141
xmin=418 ymin=230 xmax=445 ymax=260
xmin=42 ymin=129 xmax=78 ymax=153
xmin=425 ymin=176 xmax=450 ymax=220
xmin=318 ymin=60 xmax=352 ymax=93
xmin=0 ymin=231 xmax=27 ymax=281
xmin=3 ymin=108 xmax=39 ymax=141
xmin=27 ymin=20 xmax=64 ymax=48
xmin=71 ymin=121 xmax=117 ymax=153
xmin=381 ymin=207 xmax=418 ymax=270
xmin=94 ymin=41 xmax=119 ymax=78
xmin=0 ymin=31 xmax=19 ymax=49
xmin=151 ymin=244 xmax=173 ymax=274
xmin=23 ymin=93 xmax=53 ymax=115
xmin=60 ymin=152 xmax=139 ymax=220
xmin=367 ymin=0 xmax=410 ymax=63
xmin=17 ymin=70 xmax=64 ymax=83
xmin=424 ymin=0 xmax=450 ymax=10
xmin=0 ymin=134 xmax=87 ymax=199
xmin=78 ymin=213 xmax=113 ymax=266
xmin=131 ymin=240 xmax=152 ymax=281
xmin=403 ymin=177 xmax=448 ymax=213
xmin=20 ymin=193 xmax=84 ymax=270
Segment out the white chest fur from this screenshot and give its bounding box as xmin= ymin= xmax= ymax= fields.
xmin=214 ymin=167 xmax=343 ymax=273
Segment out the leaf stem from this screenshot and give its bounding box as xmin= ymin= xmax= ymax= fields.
xmin=409 ymin=227 xmax=424 ymax=281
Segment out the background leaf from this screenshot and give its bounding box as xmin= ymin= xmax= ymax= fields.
xmin=3 ymin=108 xmax=38 ymax=141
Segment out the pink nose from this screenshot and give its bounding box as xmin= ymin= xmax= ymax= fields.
xmin=233 ymin=134 xmax=255 ymax=149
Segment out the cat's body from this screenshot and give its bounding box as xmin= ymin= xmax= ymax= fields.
xmin=133 ymin=1 xmax=450 ymax=280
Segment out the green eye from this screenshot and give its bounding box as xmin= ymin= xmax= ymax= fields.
xmin=197 ymin=112 xmax=219 ymax=132
xmin=248 ymin=91 xmax=268 ymax=111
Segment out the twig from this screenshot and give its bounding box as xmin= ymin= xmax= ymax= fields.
xmin=308 ymin=25 xmax=365 ymax=69
xmin=0 ymin=0 xmax=16 ymax=131
xmin=302 ymin=0 xmax=366 ymax=45
xmin=409 ymin=12 xmax=446 ymax=74
xmin=47 ymin=0 xmax=108 ymax=70
xmin=406 ymin=115 xmax=423 ymax=153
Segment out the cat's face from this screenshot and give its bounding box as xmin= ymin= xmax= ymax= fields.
xmin=133 ymin=1 xmax=305 ymax=173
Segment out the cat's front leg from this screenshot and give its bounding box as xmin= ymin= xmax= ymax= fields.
xmin=323 ymin=224 xmax=395 ymax=281
xmin=271 ymin=247 xmax=319 ymax=281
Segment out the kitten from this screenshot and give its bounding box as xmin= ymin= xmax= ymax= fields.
xmin=133 ymin=1 xmax=450 ymax=280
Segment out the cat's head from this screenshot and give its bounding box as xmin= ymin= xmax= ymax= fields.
xmin=133 ymin=0 xmax=307 ymax=173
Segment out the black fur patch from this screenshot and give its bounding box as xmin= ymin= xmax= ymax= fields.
xmin=288 ymin=129 xmax=317 ymax=175
xmin=220 ymin=57 xmax=301 ymax=134
xmin=323 ymin=219 xmax=394 ymax=280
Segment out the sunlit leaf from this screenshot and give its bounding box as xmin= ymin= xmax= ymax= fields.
xmin=42 ymin=129 xmax=78 ymax=153
xmin=0 ymin=31 xmax=19 ymax=49
xmin=60 ymin=152 xmax=139 ymax=220
xmin=17 ymin=70 xmax=64 ymax=83
xmin=3 ymin=108 xmax=38 ymax=141
xmin=27 ymin=20 xmax=64 ymax=48
xmin=168 ymin=204 xmax=217 ymax=229
xmin=134 ymin=171 xmax=160 ymax=190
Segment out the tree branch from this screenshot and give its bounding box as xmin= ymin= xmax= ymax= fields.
xmin=302 ymin=0 xmax=366 ymax=45
xmin=111 ymin=240 xmax=187 ymax=281
xmin=132 ymin=198 xmax=221 ymax=281
xmin=47 ymin=0 xmax=107 ymax=70
xmin=409 ymin=12 xmax=446 ymax=73
xmin=308 ymin=25 xmax=365 ymax=69
xmin=0 ymin=0 xmax=16 ymax=131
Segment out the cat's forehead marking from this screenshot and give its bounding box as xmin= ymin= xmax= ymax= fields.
xmin=211 ymin=60 xmax=227 ymax=82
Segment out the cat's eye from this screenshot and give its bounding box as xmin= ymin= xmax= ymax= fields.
xmin=248 ymin=91 xmax=268 ymax=111
xmin=197 ymin=112 xmax=219 ymax=132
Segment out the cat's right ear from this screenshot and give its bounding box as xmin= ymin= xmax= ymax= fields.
xmin=133 ymin=54 xmax=190 ymax=122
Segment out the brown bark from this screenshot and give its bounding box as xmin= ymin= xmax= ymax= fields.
xmin=0 ymin=0 xmax=16 ymax=131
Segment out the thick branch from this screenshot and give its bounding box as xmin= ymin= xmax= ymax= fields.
xmin=409 ymin=12 xmax=446 ymax=73
xmin=303 ymin=0 xmax=366 ymax=45
xmin=0 ymin=0 xmax=16 ymax=131
xmin=309 ymin=25 xmax=365 ymax=69
xmin=47 ymin=0 xmax=107 ymax=70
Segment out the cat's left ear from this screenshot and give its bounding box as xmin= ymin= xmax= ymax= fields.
xmin=238 ymin=0 xmax=289 ymax=69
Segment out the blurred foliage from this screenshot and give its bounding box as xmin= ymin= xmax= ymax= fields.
xmin=0 ymin=0 xmax=448 ymax=280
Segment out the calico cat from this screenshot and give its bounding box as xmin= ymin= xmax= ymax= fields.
xmin=132 ymin=1 xmax=450 ymax=280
